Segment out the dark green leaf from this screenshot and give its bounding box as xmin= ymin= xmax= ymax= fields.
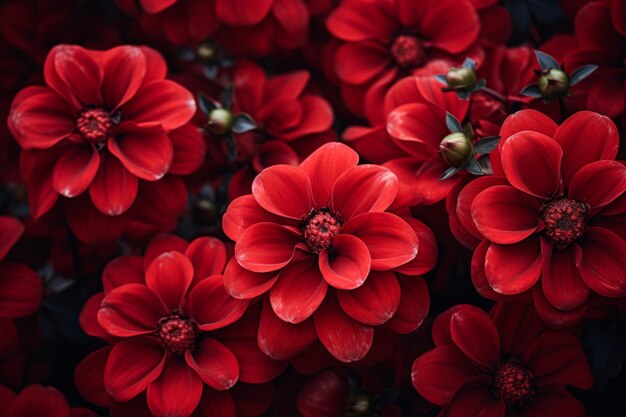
xmin=445 ymin=112 xmax=462 ymax=133
xmin=440 ymin=165 xmax=462 ymax=180
xmin=474 ymin=136 xmax=500 ymax=155
xmin=465 ymin=159 xmax=483 ymax=175
xmin=221 ymin=85 xmax=234 ymax=110
xmin=462 ymin=57 xmax=476 ymax=70
xmin=534 ymin=50 xmax=559 ymax=71
xmin=520 ymin=83 xmax=542 ymax=98
xmin=456 ymin=89 xmax=469 ymax=100
xmin=570 ymin=65 xmax=598 ymax=86
xmin=434 ymin=74 xmax=448 ymax=86
xmin=197 ymin=92 xmax=218 ymax=114
xmin=203 ymin=65 xmax=219 ymax=80
xmin=477 ymin=154 xmax=493 ymax=175
xmin=474 ymin=79 xmax=486 ymax=90
xmin=231 ymin=113 xmax=257 ymax=134
xmin=225 ymin=134 xmax=237 ymax=162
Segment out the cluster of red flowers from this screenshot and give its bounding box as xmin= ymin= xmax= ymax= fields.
xmin=0 ymin=0 xmax=624 ymax=416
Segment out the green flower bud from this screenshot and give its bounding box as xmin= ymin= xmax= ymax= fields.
xmin=446 ymin=67 xmax=477 ymax=90
xmin=207 ymin=108 xmax=233 ymax=136
xmin=538 ymin=68 xmax=570 ymax=99
xmin=439 ymin=132 xmax=473 ymax=167
xmin=345 ymin=392 xmax=372 ymax=417
xmin=196 ymin=42 xmax=218 ymax=64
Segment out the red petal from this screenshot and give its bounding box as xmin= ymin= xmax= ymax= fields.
xmin=270 ymin=257 xmax=327 ymax=324
xmin=223 ymin=257 xmax=278 ymax=299
xmin=553 ymin=111 xmax=619 ymax=186
xmin=125 ymin=175 xmax=187 ymax=225
xmin=523 ymin=333 xmax=594 ymax=389
xmin=140 ymin=0 xmax=176 ymax=13
xmin=143 ymin=235 xmax=189 ymax=269
xmin=499 ymin=110 xmax=558 ymax=141
xmin=89 ymin=154 xmax=138 ymax=215
xmin=313 ymin=294 xmax=373 ymax=362
xmin=185 ymin=237 xmax=227 ymax=283
xmin=577 ymin=227 xmax=626 ymax=297
xmin=145 ymin=251 xmax=193 ymax=311
xmin=235 ymin=223 xmax=301 ymax=273
xmin=384 ymin=276 xmax=429 ymax=334
xmin=169 ymin=123 xmax=206 ymax=175
xmin=569 ymin=160 xmax=626 ymax=210
xmin=299 ymin=142 xmax=359 ymax=208
xmin=337 ymin=270 xmax=400 ymax=325
xmin=146 ymin=359 xmax=202 ymax=417
xmin=0 ymin=217 xmax=23 ymax=260
xmin=104 ymin=336 xmax=165 ymax=402
xmin=334 ymin=42 xmax=389 ymax=85
xmin=52 ymin=145 xmax=100 ymax=198
xmin=265 ymin=71 xmax=309 ymax=101
xmin=331 ymin=165 xmax=398 ymax=219
xmin=215 ymin=0 xmax=272 ymax=25
xmin=342 ymin=212 xmax=418 ymax=270
xmin=0 ymin=318 xmax=18 ymax=357
xmin=415 ymin=0 xmax=479 ymax=53
xmin=121 ymin=80 xmax=195 ymax=131
xmin=456 ymin=176 xmax=509 ymax=241
xmin=47 ymin=45 xmax=101 ymax=107
xmin=79 ymin=294 xmax=108 ymax=339
xmin=501 ymin=131 xmax=563 ymax=199
xmin=433 ymin=304 xmax=486 ymax=347
xmin=524 ymin=388 xmax=586 ymax=417
xmin=280 ymin=96 xmax=333 ymax=140
xmin=74 ymin=346 xmax=112 ymax=407
xmin=297 ymin=370 xmax=348 ymax=417
xmin=8 ymin=385 xmax=69 ymax=417
xmin=221 ymin=340 xmax=287 ymax=384
xmin=258 ymin=299 xmax=317 ymax=360
xmin=186 ymin=338 xmax=239 ymax=390
xmin=446 ymin=376 xmax=504 ymax=417
xmin=223 ymin=195 xmax=288 ymax=242
xmin=471 ymin=185 xmax=541 ymax=244
xmin=319 ymin=234 xmax=371 ymax=290
xmin=187 ymin=275 xmax=248 ymax=331
xmin=411 ymin=345 xmax=481 ymax=406
xmin=532 ymin=286 xmax=587 ymax=329
xmin=326 ymin=1 xmax=396 ymax=42
xmin=251 ymin=165 xmax=315 ymax=219
xmin=450 ymin=309 xmax=500 ymax=369
xmin=541 ymin=242 xmax=589 ymax=311
xmin=386 ymin=103 xmax=443 ymax=150
xmin=396 ymin=217 xmax=438 ymax=275
xmin=484 ymin=238 xmax=542 ymax=295
xmin=98 ymin=284 xmax=166 ymax=337
xmin=413 ymin=156 xmax=462 ymax=206
xmin=194 ymin=390 xmax=236 ymax=417
xmin=0 ymin=262 xmax=43 ymax=318
xmin=101 ymin=46 xmax=147 ymax=109
xmin=108 ymin=128 xmax=173 ymax=181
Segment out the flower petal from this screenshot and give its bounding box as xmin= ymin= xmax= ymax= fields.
xmin=251 ymin=165 xmax=315 ymax=219
xmin=258 ymin=299 xmax=317 ymax=360
xmin=394 ymin=217 xmax=438 ymax=275
xmin=541 ymin=242 xmax=589 ymax=311
xmin=384 ymin=276 xmax=429 ymax=334
xmin=235 ymin=223 xmax=302 ymax=273
xmin=446 ymin=376 xmax=504 ymax=417
xmin=334 ymin=42 xmax=389 ymax=85
xmin=187 ymin=275 xmax=248 ymax=331
xmin=108 ymin=127 xmax=173 ymax=181
xmin=0 ymin=217 xmax=23 ymax=261
xmin=337 ymin=270 xmax=400 ymax=326
xmin=146 ymin=359 xmax=202 ymax=417
xmin=89 ymin=154 xmax=138 ymax=215
xmin=48 ymin=45 xmax=101 ymax=106
xmin=577 ymin=227 xmax=626 ymax=297
xmin=8 ymin=385 xmax=70 ymax=417
xmin=0 ymin=261 xmax=43 ymax=318
xmin=101 ymin=46 xmax=147 ymax=109
xmin=270 ymin=257 xmax=328 ymax=324
xmin=169 ymin=123 xmax=206 ymax=175
xmin=145 ymin=251 xmax=193 ymax=311
xmin=524 ymin=387 xmax=586 ymax=417
xmin=52 ymin=145 xmax=100 ymax=198
xmin=215 ymin=0 xmax=272 ymax=25
xmin=223 ymin=195 xmax=288 ymax=242
xmin=74 ymin=346 xmax=112 ymax=407
xmin=185 ymin=237 xmax=227 ymax=283
xmin=450 ymin=309 xmax=500 ymax=369
xmin=568 ymin=160 xmax=626 ymax=210
xmin=98 ymin=284 xmax=166 ymax=337
xmin=221 ymin=339 xmax=287 ymax=384
xmin=185 ymin=338 xmax=239 ymax=390
xmin=484 ymin=238 xmax=542 ymax=295
xmin=223 ymin=257 xmax=279 ymax=299
xmin=319 ymin=234 xmax=371 ymax=290
xmin=456 ymin=176 xmax=509 ymax=242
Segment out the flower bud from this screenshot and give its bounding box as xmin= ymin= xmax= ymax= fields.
xmin=439 ymin=132 xmax=473 ymax=167
xmin=196 ymin=42 xmax=218 ymax=64
xmin=538 ymin=68 xmax=570 ymax=99
xmin=207 ymin=108 xmax=233 ymax=136
xmin=446 ymin=67 xmax=477 ymax=90
xmin=345 ymin=392 xmax=371 ymax=417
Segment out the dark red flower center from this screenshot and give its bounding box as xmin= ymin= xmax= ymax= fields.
xmin=541 ymin=198 xmax=588 ymax=247
xmin=76 ymin=106 xmax=113 ymax=143
xmin=494 ymin=360 xmax=534 ymax=406
xmin=390 ymin=35 xmax=426 ymax=68
xmin=302 ymin=208 xmax=342 ymax=254
xmin=156 ymin=313 xmax=198 ymax=356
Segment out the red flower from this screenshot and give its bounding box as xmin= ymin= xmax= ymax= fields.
xmin=0 ymin=384 xmax=96 ymax=417
xmin=412 ymin=302 xmax=594 ymax=417
xmin=458 ymin=110 xmax=626 ymax=324
xmin=8 ymin=45 xmax=203 ymax=241
xmin=566 ymin=0 xmax=626 ymax=118
xmin=76 ymin=235 xmax=284 ymax=417
xmin=326 ymin=0 xmax=481 ymax=121
xmin=223 ymin=142 xmax=435 ymax=362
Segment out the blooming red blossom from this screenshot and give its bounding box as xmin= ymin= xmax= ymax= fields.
xmin=326 ymin=0 xmax=481 ymax=121
xmin=76 ymin=235 xmax=284 ymax=417
xmin=223 ymin=142 xmax=435 ymax=362
xmin=8 ymin=44 xmax=204 ymax=242
xmin=457 ymin=110 xmax=626 ymax=324
xmin=412 ymin=302 xmax=594 ymax=416
xmin=0 ymin=384 xmax=96 ymax=417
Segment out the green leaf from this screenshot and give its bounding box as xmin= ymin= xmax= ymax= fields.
xmin=197 ymin=92 xmax=218 ymax=114
xmin=474 ymin=136 xmax=500 ymax=155
xmin=456 ymin=89 xmax=470 ymax=100
xmin=534 ymin=50 xmax=559 ymax=71
xmin=474 ymin=79 xmax=486 ymax=90
xmin=221 ymin=85 xmax=234 ymax=110
xmin=231 ymin=113 xmax=257 ymax=134
xmin=445 ymin=112 xmax=462 ymax=133
xmin=465 ymin=159 xmax=483 ymax=175
xmin=225 ymin=134 xmax=237 ymax=162
xmin=570 ymin=65 xmax=598 ymax=86
xmin=440 ymin=165 xmax=462 ymax=180
xmin=520 ymin=83 xmax=542 ymax=98
xmin=434 ymin=74 xmax=448 ymax=86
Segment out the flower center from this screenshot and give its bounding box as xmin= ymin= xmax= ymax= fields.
xmin=541 ymin=198 xmax=588 ymax=247
xmin=494 ymin=360 xmax=534 ymax=406
xmin=390 ymin=35 xmax=426 ymax=68
xmin=156 ymin=313 xmax=198 ymax=356
xmin=302 ymin=208 xmax=341 ymax=254
xmin=76 ymin=106 xmax=113 ymax=143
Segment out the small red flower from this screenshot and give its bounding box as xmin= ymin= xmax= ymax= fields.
xmin=412 ymin=302 xmax=594 ymax=417
xmin=0 ymin=384 xmax=96 ymax=417
xmin=458 ymin=110 xmax=626 ymax=324
xmin=76 ymin=235 xmax=284 ymax=417
xmin=223 ymin=142 xmax=435 ymax=362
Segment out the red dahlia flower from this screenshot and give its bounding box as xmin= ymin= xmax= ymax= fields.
xmin=326 ymin=0 xmax=481 ymax=121
xmin=8 ymin=45 xmax=203 ymax=241
xmin=77 ymin=235 xmax=284 ymax=417
xmin=223 ymin=142 xmax=435 ymax=362
xmin=458 ymin=110 xmax=625 ymax=325
xmin=0 ymin=384 xmax=96 ymax=417
xmin=412 ymin=302 xmax=594 ymax=417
